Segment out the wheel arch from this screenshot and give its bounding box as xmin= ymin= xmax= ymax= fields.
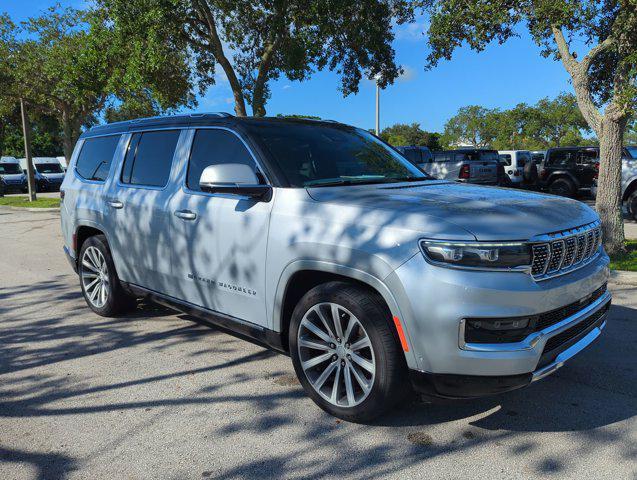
xmin=547 ymin=171 xmax=579 ymax=189
xmin=622 ymin=177 xmax=637 ymax=201
xmin=273 ymin=260 xmax=418 ymax=368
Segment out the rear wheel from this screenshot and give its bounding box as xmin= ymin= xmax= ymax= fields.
xmin=289 ymin=281 xmax=406 ymax=422
xmin=549 ymin=178 xmax=576 ymax=197
xmin=628 ymin=192 xmax=637 ymax=221
xmin=79 ymin=235 xmax=136 ymax=316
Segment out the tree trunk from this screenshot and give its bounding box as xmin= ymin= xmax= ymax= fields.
xmin=595 ymin=114 xmax=626 ymax=255
xmin=20 ymin=98 xmax=37 ymax=202
xmin=61 ymin=106 xmax=75 ymax=162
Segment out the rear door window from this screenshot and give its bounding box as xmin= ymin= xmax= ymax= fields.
xmin=499 ymin=154 xmax=512 ymax=166
xmin=121 ymin=130 xmax=180 ymax=187
xmin=577 ymin=149 xmax=599 ymax=165
xmin=547 ymin=150 xmax=575 ymax=168
xmin=76 ymin=135 xmax=121 ymax=182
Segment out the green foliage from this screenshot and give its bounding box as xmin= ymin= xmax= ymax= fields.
xmin=0 ymin=5 xmax=194 ymax=158
xmin=609 ymin=241 xmax=637 ymax=271
xmin=422 ymin=0 xmax=637 ymax=116
xmin=441 ymin=94 xmax=593 ymax=150
xmin=99 ymin=0 xmax=412 ymax=116
xmin=0 ymin=196 xmax=60 ymax=208
xmin=379 ymin=123 xmax=442 ymax=150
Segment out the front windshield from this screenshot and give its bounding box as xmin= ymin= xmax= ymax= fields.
xmin=626 ymin=146 xmax=637 ymax=158
xmin=0 ymin=164 xmax=22 ymax=175
xmin=36 ymin=163 xmax=64 ymax=174
xmin=246 ymin=122 xmax=429 ymax=187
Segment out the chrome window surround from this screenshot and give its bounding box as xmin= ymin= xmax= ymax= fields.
xmin=458 ymin=290 xmax=611 ymax=352
xmin=419 ymin=220 xmax=603 ymax=282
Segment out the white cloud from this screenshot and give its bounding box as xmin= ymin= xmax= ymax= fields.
xmin=398 ymin=65 xmax=417 ymax=82
xmin=394 ymin=21 xmax=426 ymax=41
xmin=282 ymin=84 xmax=292 ymax=90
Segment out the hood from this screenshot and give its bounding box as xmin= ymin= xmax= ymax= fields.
xmin=306 ymin=181 xmax=598 ymax=241
xmin=0 ymin=173 xmax=24 ymax=181
xmin=39 ymin=172 xmax=65 ymax=180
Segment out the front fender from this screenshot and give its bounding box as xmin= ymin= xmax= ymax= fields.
xmin=271 ymin=258 xmax=420 ymax=369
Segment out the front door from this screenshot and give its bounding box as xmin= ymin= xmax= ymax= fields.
xmin=167 ymin=128 xmax=273 ymax=327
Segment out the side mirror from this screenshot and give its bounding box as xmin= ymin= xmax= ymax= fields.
xmin=199 ymin=163 xmax=272 ymax=201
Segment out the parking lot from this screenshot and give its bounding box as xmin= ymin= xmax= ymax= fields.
xmin=0 ymin=207 xmax=636 ymax=480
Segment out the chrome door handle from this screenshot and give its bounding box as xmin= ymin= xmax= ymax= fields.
xmin=174 ymin=210 xmax=197 ymax=220
xmin=107 ymin=200 xmax=123 ymax=209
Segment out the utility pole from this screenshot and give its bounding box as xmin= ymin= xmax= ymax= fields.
xmin=20 ymin=98 xmax=37 ymax=202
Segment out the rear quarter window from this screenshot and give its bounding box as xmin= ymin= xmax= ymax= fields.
xmin=75 ymin=135 xmax=121 ymax=182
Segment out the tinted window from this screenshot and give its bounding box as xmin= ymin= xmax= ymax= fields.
xmin=625 ymin=146 xmax=637 ymax=158
xmin=121 ymin=130 xmax=180 ymax=187
xmin=36 ymin=163 xmax=64 ymax=174
xmin=76 ymin=135 xmax=120 ymax=182
xmin=245 ymin=123 xmax=426 ymax=187
xmin=400 ymin=148 xmax=421 ymax=166
xmin=499 ymin=154 xmax=512 ymax=166
xmin=547 ymin=150 xmax=575 ymax=168
xmin=577 ymin=149 xmax=598 ymax=165
xmin=433 ymin=152 xmax=451 ymax=162
xmin=419 ymin=147 xmax=433 ymax=163
xmin=0 ymin=163 xmax=22 ymax=175
xmin=187 ymin=129 xmax=257 ymax=191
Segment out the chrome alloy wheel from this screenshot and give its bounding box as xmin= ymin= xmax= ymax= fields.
xmin=80 ymin=246 xmax=109 ymax=309
xmin=297 ymin=302 xmax=376 ymax=408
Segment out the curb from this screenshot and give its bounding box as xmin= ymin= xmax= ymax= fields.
xmin=609 ymin=270 xmax=637 ymax=286
xmin=0 ymin=205 xmax=60 ymax=213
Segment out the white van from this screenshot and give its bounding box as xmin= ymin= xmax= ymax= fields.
xmin=0 ymin=156 xmax=27 ymax=193
xmin=498 ymin=150 xmax=531 ymax=185
xmin=57 ymin=156 xmax=68 ymax=171
xmin=19 ymin=157 xmax=66 ymax=192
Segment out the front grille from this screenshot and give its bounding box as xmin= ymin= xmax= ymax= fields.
xmin=543 ymin=302 xmax=609 ymax=353
xmin=534 ymin=284 xmax=606 ymax=331
xmin=531 ymin=222 xmax=601 ymax=279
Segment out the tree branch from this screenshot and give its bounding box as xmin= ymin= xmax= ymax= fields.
xmin=551 ymin=26 xmax=602 ymax=133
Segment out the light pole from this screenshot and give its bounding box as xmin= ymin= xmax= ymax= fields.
xmin=374 ymin=75 xmax=381 ymax=136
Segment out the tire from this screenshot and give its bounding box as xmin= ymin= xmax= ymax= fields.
xmin=78 ymin=235 xmax=136 ymax=316
xmin=523 ymin=162 xmax=538 ymax=185
xmin=289 ymin=281 xmax=407 ymax=422
xmin=628 ymin=192 xmax=637 ymax=221
xmin=549 ymin=178 xmax=576 ymax=197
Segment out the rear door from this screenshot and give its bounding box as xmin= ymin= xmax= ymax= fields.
xmin=576 ymin=149 xmax=599 ymax=188
xmin=104 ymin=129 xmax=184 ymax=293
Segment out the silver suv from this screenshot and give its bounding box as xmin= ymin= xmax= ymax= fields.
xmin=60 ymin=114 xmax=611 ymax=422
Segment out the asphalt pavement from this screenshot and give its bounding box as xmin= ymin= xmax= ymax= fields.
xmin=0 ymin=208 xmax=635 ymax=480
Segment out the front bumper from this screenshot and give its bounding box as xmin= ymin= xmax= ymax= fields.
xmin=409 ymin=296 xmax=609 ymax=397
xmin=387 ymin=249 xmax=610 ymax=378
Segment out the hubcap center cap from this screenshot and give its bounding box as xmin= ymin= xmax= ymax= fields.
xmin=335 ymin=345 xmax=346 ymax=358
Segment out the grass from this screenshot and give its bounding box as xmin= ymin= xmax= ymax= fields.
xmin=0 ymin=195 xmax=60 ymax=209
xmin=609 ymin=240 xmax=637 ymax=272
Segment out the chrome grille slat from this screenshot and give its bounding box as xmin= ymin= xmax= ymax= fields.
xmin=530 ymin=221 xmax=602 ymax=281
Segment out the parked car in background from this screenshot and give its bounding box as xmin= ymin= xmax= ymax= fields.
xmin=498 ymin=150 xmax=532 ymax=186
xmin=57 ymin=155 xmax=69 ymax=171
xmin=591 ymin=152 xmax=637 ymax=220
xmin=395 ymin=146 xmax=433 ymax=171
xmin=19 ymin=156 xmax=66 ymax=192
xmin=531 ymin=150 xmax=546 ymax=166
xmin=0 ymin=156 xmax=27 ymax=193
xmin=61 ymin=114 xmax=610 ymax=421
xmin=427 ymin=149 xmax=499 ymax=185
xmin=625 ymin=145 xmax=637 ymax=159
xmin=540 ymin=146 xmax=633 ymax=198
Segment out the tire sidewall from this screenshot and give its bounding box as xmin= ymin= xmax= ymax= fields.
xmin=549 ymin=178 xmax=575 ymax=197
xmin=79 ymin=235 xmax=125 ymax=316
xmin=289 ymin=283 xmax=402 ymax=422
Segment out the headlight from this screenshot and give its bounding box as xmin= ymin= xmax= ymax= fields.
xmin=419 ymin=240 xmax=531 ymax=270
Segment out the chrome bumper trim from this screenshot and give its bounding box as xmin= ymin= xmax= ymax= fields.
xmin=459 ymin=290 xmax=611 ymax=352
xmin=531 ymin=320 xmax=606 ymax=382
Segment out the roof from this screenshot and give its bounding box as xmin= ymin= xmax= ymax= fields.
xmin=80 ymin=113 xmax=346 ymax=139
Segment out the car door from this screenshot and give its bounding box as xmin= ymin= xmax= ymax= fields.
xmin=576 ymin=149 xmax=599 ymax=188
xmin=167 ymin=127 xmax=273 ymax=327
xmin=104 ymin=129 xmax=184 ymax=293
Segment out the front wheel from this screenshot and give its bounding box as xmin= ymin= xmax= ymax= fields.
xmin=79 ymin=235 xmax=136 ymax=316
xmin=289 ymin=281 xmax=406 ymax=422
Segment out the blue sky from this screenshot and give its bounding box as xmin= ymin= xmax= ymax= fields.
xmin=4 ymin=1 xmax=575 ymax=132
